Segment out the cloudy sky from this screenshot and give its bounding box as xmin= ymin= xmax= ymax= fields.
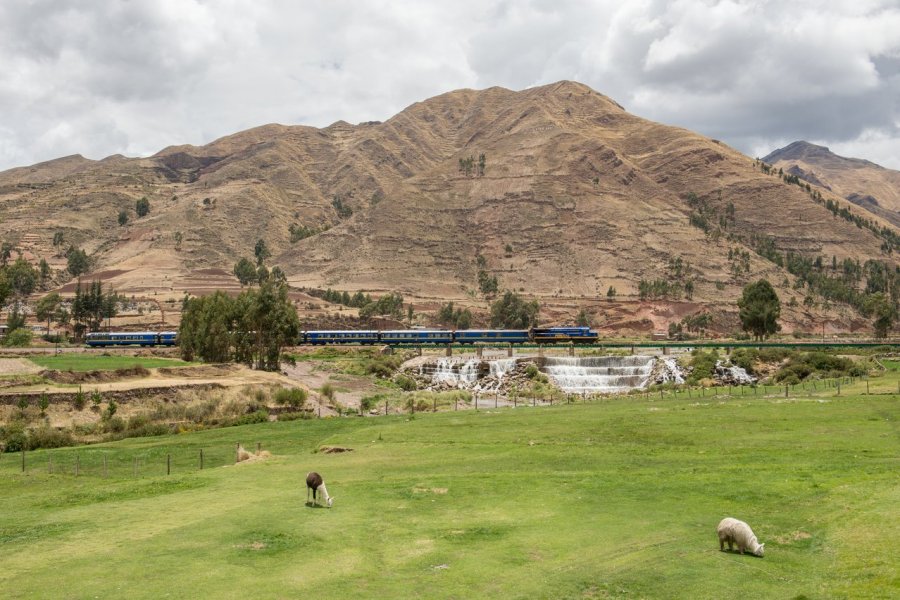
xmin=1 ymin=0 xmax=899 ymax=171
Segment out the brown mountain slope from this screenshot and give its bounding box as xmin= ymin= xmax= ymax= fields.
xmin=1 ymin=81 xmax=897 ymax=333
xmin=764 ymin=141 xmax=900 ymax=227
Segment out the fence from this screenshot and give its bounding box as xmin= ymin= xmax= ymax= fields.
xmin=0 ymin=441 xmax=270 ymax=479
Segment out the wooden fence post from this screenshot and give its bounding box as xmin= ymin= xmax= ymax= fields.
xmin=103 ymin=455 xmax=108 ymax=478
xmin=21 ymin=448 xmax=25 ymax=473
xmin=167 ymin=454 xmax=171 ymax=476
xmin=75 ymin=454 xmax=79 ymax=477
xmin=200 ymin=449 xmax=204 ymax=470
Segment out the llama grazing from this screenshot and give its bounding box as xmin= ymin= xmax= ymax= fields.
xmin=717 ymin=517 xmax=765 ymax=557
xmin=306 ymin=471 xmax=334 ymax=507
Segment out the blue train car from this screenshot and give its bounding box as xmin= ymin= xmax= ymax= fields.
xmin=304 ymin=330 xmax=380 ymax=345
xmin=158 ymin=331 xmax=178 ymax=346
xmin=452 ymin=329 xmax=530 ymax=344
xmin=379 ymin=330 xmax=453 ymax=344
xmin=530 ymin=326 xmax=599 ymax=344
xmin=86 ymin=331 xmax=162 ymax=347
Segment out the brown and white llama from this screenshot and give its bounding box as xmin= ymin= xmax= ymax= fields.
xmin=306 ymin=471 xmax=334 ymax=507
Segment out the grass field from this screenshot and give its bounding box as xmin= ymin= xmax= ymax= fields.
xmin=27 ymin=354 xmax=193 ymax=372
xmin=0 ymin=378 xmax=897 ymax=598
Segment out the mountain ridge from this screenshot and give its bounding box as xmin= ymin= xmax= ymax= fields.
xmin=1 ymin=81 xmax=896 ymax=334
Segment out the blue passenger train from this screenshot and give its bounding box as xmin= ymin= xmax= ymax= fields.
xmin=85 ymin=331 xmax=178 ymax=347
xmin=299 ymin=327 xmax=596 ymax=345
xmin=85 ymin=327 xmax=598 ymax=347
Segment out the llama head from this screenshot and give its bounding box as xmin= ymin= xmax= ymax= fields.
xmin=327 ymin=497 xmax=334 ymax=507
xmin=754 ymin=543 xmax=765 ymax=557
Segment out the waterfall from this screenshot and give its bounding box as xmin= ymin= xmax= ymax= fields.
xmin=542 ymin=355 xmax=655 ymax=393
xmin=489 ymin=358 xmax=518 ymax=381
xmin=424 ymin=358 xmax=481 ymax=387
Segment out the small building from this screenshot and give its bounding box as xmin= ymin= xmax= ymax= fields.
xmin=651 ymin=331 xmax=668 ymax=341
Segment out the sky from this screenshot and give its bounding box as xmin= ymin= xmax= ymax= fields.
xmin=1 ymin=0 xmax=899 ymax=171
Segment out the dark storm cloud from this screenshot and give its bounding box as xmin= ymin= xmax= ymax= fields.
xmin=1 ymin=0 xmax=899 ymax=171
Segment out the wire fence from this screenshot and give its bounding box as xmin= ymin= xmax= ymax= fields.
xmin=0 ymin=441 xmax=272 ymax=479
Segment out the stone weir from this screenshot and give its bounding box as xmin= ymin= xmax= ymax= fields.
xmin=410 ymin=355 xmax=663 ymax=394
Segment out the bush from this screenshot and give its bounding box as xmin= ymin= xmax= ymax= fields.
xmin=393 ymin=374 xmax=417 ymax=391
xmin=232 ymin=410 xmax=269 ymax=426
xmin=275 ymin=387 xmax=308 ymax=408
xmin=0 ymin=422 xmax=28 ymax=453
xmin=103 ymin=416 xmax=126 ymax=433
xmin=278 ymin=411 xmax=313 ymax=422
xmin=2 ymin=328 xmax=33 ymax=347
xmin=73 ymin=387 xmax=86 ymax=411
xmin=26 ymin=425 xmax=74 ymax=450
xmin=688 ymin=350 xmax=718 ymax=383
xmin=525 ymin=364 xmax=540 ymax=379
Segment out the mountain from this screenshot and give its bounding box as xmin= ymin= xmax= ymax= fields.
xmin=763 ymin=141 xmax=900 ymax=227
xmin=1 ymin=82 xmax=897 ymax=334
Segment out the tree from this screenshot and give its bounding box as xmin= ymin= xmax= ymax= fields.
xmin=173 ymin=231 xmax=183 ymax=251
xmin=738 ymin=279 xmax=781 ymax=340
xmin=0 ymin=242 xmax=12 ymax=266
xmin=39 ymin=258 xmax=50 ymax=285
xmin=490 ymin=291 xmax=540 ymax=329
xmin=67 ymin=247 xmax=90 ymax=278
xmin=233 ymin=257 xmax=256 ymax=286
xmin=135 ymin=197 xmax=150 ymax=217
xmin=575 ymin=308 xmax=592 ymax=327
xmin=35 ymin=292 xmax=62 ymax=337
xmin=606 ymin=286 xmax=617 ymax=300
xmin=864 ymin=293 xmax=896 ymax=339
xmin=178 ymin=291 xmax=237 ymax=363
xmin=254 ymin=239 xmax=270 ymax=266
xmin=118 ymin=210 xmax=128 ymax=226
xmin=52 ymin=231 xmax=65 ymax=257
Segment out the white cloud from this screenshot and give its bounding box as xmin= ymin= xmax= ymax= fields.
xmin=0 ymin=0 xmax=898 ymax=170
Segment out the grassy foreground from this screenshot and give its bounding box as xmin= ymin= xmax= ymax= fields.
xmin=28 ymin=354 xmax=193 ymax=371
xmin=0 ymin=382 xmax=897 ymax=598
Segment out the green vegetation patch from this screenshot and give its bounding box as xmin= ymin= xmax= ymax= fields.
xmin=28 ymin=354 xmax=192 ymax=372
xmin=0 ymin=381 xmax=897 ymax=598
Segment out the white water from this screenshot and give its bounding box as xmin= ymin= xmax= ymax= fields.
xmin=658 ymin=357 xmax=686 ymax=384
xmin=715 ymin=360 xmax=756 ymax=384
xmin=424 ymin=358 xmax=481 ymax=387
xmin=489 ymin=358 xmax=518 ymax=381
xmin=542 ymin=356 xmax=655 ymax=393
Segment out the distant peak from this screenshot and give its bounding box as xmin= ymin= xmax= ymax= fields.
xmin=762 ymin=141 xmax=833 ymax=163
xmin=762 ymin=140 xmax=881 ymax=169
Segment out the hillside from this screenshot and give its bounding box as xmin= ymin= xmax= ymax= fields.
xmin=1 ymin=82 xmax=898 ymax=334
xmin=764 ymin=141 xmax=900 ymax=227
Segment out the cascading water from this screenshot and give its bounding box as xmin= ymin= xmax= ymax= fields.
xmin=542 ymin=355 xmax=655 ymax=393
xmin=422 ymin=358 xmax=482 ymax=387
xmin=489 ymin=358 xmax=518 ymax=381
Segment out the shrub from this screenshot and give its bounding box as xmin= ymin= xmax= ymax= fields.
xmin=688 ymin=350 xmax=718 ymax=383
xmin=27 ymin=425 xmax=74 ymax=450
xmin=254 ymin=389 xmax=269 ymax=404
xmin=0 ymin=422 xmax=27 ymax=453
xmin=278 ymin=411 xmax=313 ymax=422
xmin=320 ymin=383 xmax=335 ymax=402
xmin=73 ymin=387 xmax=86 ymax=411
xmin=275 ymin=387 xmax=308 ymax=408
xmin=104 ymin=399 xmax=118 ymax=420
xmin=525 ymin=364 xmax=540 ymax=379
xmin=104 ymin=416 xmax=126 ymax=433
xmin=394 ymin=374 xmax=417 ymax=391
xmin=91 ymin=390 xmax=102 ymax=408
xmin=2 ymin=328 xmax=33 ymax=347
xmin=232 ymin=410 xmax=269 ymax=426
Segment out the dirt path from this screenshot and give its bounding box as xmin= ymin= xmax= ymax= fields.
xmin=281 ymin=362 xmax=384 ymax=409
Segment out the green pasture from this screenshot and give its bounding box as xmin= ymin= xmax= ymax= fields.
xmin=1 ymin=380 xmax=897 ymax=598
xmin=28 ymin=354 xmax=193 ymax=372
